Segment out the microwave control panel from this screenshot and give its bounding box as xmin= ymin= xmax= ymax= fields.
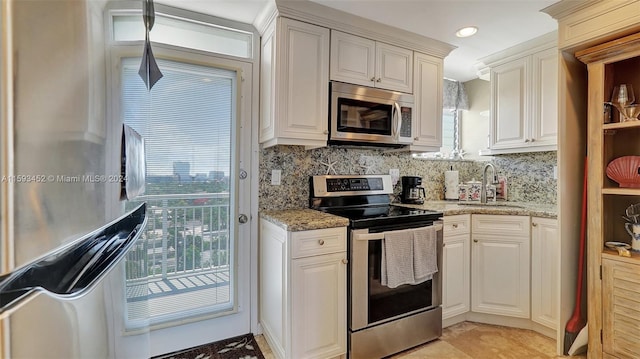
xmin=400 ymin=107 xmax=412 ymax=138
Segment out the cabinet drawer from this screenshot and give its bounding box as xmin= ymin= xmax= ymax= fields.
xmin=472 ymin=214 xmax=530 ymax=237
xmin=291 ymin=227 xmax=347 ymax=259
xmin=444 ymin=214 xmax=471 ymax=237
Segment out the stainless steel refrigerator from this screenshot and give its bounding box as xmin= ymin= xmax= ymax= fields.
xmin=0 ymin=0 xmax=150 ymax=357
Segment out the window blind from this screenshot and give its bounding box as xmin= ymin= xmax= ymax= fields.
xmin=122 ymin=58 xmax=235 ymax=190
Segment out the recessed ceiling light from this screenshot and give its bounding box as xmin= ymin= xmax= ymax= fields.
xmin=456 ymin=26 xmax=478 ymax=38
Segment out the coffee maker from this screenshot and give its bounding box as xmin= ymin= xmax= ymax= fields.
xmin=401 ymin=176 xmax=426 ymax=204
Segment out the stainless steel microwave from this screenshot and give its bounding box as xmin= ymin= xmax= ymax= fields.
xmin=329 ymin=81 xmax=414 ymax=147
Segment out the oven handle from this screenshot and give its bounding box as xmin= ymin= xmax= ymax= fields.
xmin=353 ymin=224 xmax=443 ymax=241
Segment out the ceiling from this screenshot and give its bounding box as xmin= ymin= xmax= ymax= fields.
xmin=155 ymin=0 xmax=560 ymax=82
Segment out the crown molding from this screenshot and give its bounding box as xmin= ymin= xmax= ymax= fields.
xmin=541 ymin=0 xmax=602 ymax=20
xmin=255 ymin=0 xmax=456 ymax=59
xmin=476 ymin=31 xmax=558 ymax=69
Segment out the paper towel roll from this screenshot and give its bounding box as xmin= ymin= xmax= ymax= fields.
xmin=444 ymin=170 xmax=459 ymax=200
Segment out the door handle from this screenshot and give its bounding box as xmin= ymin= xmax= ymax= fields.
xmin=238 ymin=214 xmax=248 ymax=224
xmin=393 ymin=102 xmax=402 ymax=140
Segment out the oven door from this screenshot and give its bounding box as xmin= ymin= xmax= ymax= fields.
xmin=349 ymin=221 xmax=443 ymax=331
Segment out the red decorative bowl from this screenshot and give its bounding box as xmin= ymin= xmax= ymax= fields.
xmin=606 ymin=156 xmax=640 ymax=188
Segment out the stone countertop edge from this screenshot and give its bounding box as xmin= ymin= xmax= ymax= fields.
xmin=260 ymin=201 xmax=556 ymax=232
xmin=260 ymin=208 xmax=350 ymax=232
xmin=396 ymin=200 xmax=557 ymax=219
xmin=260 ymin=201 xmax=558 ymax=232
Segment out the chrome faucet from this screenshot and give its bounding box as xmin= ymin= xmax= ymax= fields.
xmin=481 ymin=163 xmax=498 ymax=204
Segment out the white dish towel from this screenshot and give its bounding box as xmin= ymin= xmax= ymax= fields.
xmin=381 ymin=226 xmax=439 ymax=288
xmin=381 ymin=229 xmax=415 ymax=288
xmin=413 ymin=226 xmax=438 ymax=283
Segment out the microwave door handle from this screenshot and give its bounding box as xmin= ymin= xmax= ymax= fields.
xmin=394 ymin=102 xmax=402 ymax=140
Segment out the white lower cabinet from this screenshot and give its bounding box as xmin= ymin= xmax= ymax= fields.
xmin=531 ymin=217 xmax=559 ymax=330
xmin=442 ymin=215 xmax=471 ymax=320
xmin=259 ymin=219 xmax=347 ymax=359
xmin=471 ymin=215 xmax=530 ymax=318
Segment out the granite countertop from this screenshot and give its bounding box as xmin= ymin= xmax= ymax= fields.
xmin=260 ymin=208 xmax=349 ymax=231
xmin=260 ymin=201 xmax=556 ymax=232
xmin=396 ymin=200 xmax=557 ymax=219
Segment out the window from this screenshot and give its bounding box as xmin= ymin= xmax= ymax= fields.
xmin=441 ymin=109 xmax=456 ymax=155
xmin=123 ymin=58 xmax=238 ymax=326
xmin=111 ymin=12 xmax=253 ymax=59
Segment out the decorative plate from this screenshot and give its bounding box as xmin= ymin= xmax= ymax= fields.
xmin=605 ymin=241 xmax=631 ymax=250
xmin=606 ymin=156 xmax=640 ymax=188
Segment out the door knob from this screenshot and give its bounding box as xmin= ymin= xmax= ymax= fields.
xmin=342 ymin=259 xmax=348 ymax=264
xmin=238 ymin=214 xmax=248 ymax=224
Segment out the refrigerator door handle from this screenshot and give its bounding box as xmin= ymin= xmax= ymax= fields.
xmin=0 ymin=204 xmax=147 ymax=313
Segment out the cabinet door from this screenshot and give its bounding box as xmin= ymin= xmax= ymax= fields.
xmin=259 ymin=22 xmax=277 ymax=143
xmin=472 ymin=233 xmax=530 ymax=318
xmin=265 ymin=18 xmax=329 ymax=148
xmin=330 ymin=30 xmax=375 ymax=88
xmin=258 ymin=220 xmax=287 ymax=358
xmin=291 ymin=252 xmax=347 ymax=359
xmin=531 ymin=217 xmax=559 ymax=330
xmin=602 ymin=258 xmax=640 ymax=359
xmin=278 ymin=18 xmax=329 ymax=142
xmin=530 ymin=47 xmax=558 ymax=147
xmin=490 ymin=57 xmax=529 ymax=150
xmin=411 ymin=52 xmax=442 ymax=151
xmin=443 ymin=233 xmax=470 ymax=319
xmin=443 ymin=215 xmax=470 ymax=320
xmin=375 ymin=42 xmax=413 ymax=93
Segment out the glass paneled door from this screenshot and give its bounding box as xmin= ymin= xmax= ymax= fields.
xmin=119 ymin=55 xmax=252 ymax=353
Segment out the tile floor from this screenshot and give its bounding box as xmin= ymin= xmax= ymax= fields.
xmin=254 ymin=321 xmax=588 ymax=358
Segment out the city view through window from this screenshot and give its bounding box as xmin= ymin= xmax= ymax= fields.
xmin=121 ymin=58 xmax=237 ymax=325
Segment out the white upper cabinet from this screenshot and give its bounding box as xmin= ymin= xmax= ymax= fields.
xmin=490 ymin=57 xmax=529 ymax=150
xmin=531 ymin=47 xmax=558 ymax=147
xmin=479 ymin=32 xmax=558 ymax=155
xmin=410 ymin=52 xmax=443 ymax=151
xmin=330 ymin=30 xmax=413 ymax=93
xmin=254 ymin=2 xmax=455 ymax=149
xmin=259 ymin=17 xmax=330 ymax=149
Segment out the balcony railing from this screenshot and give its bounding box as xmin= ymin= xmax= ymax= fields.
xmin=124 ymin=193 xmax=231 ymax=306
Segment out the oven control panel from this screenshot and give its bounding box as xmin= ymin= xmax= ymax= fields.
xmin=311 ymin=175 xmax=393 ymax=197
xmin=326 ymin=177 xmax=384 ymax=192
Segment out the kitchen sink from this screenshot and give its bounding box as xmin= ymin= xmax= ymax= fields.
xmin=456 ymin=202 xmax=525 ymax=209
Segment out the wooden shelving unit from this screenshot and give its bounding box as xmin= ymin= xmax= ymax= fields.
xmin=576 ymin=32 xmax=640 ymax=358
xmin=602 ymin=249 xmax=640 ymax=264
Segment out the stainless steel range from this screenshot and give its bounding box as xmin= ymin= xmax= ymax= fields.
xmin=310 ymin=175 xmax=443 ymax=359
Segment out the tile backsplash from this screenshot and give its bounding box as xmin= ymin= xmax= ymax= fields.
xmin=259 ymin=146 xmax=557 ymax=211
